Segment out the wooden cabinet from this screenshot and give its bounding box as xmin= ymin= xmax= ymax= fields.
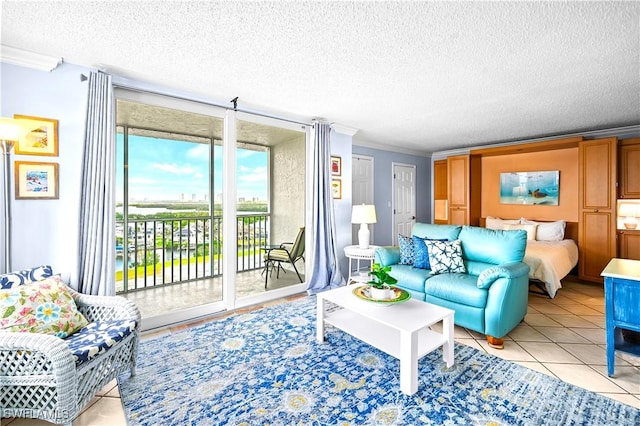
xmin=618 ymin=138 xmax=640 ymax=199
xmin=578 ymin=137 xmax=617 ymax=283
xmin=433 ymin=160 xmax=448 ymax=224
xmin=619 ymin=230 xmax=640 ymax=260
xmin=446 ymin=154 xmax=481 ymax=226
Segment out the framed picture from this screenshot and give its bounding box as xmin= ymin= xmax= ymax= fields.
xmin=332 ymin=178 xmax=342 ymax=199
xmin=13 ymin=115 xmax=59 ymax=156
xmin=14 ymin=161 xmax=59 ymax=199
xmin=499 ymin=170 xmax=560 ymax=205
xmin=331 ymin=156 xmax=342 ymax=176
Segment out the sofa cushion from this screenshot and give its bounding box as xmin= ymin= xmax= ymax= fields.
xmin=0 ymin=265 xmax=53 ymax=289
xmin=459 ymin=226 xmax=527 ymax=264
xmin=397 ymin=234 xmax=415 ymax=265
xmin=426 ymin=240 xmax=466 ymax=274
xmin=425 ymin=273 xmax=488 ymax=308
xmin=384 ymin=264 xmax=431 ymax=293
xmin=0 ymin=276 xmax=89 ymax=338
xmin=412 ymin=223 xmax=461 ymax=241
xmin=65 ymin=319 xmax=137 ymax=366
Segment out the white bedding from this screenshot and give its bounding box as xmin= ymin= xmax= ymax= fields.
xmin=523 ymin=239 xmax=579 ymax=298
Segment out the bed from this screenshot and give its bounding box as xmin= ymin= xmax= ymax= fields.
xmin=481 ymin=217 xmax=579 ymax=298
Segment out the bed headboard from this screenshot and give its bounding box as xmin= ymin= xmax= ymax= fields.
xmin=478 ymin=217 xmax=578 ymax=244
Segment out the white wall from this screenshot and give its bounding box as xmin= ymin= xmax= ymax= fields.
xmin=1 ymin=62 xmax=90 ymax=283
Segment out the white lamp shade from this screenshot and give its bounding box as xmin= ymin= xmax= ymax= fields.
xmin=0 ymin=118 xmax=22 ymax=141
xmin=351 ymin=204 xmax=377 ymax=224
xmin=619 ymin=203 xmax=640 ymax=218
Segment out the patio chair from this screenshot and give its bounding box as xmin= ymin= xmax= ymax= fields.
xmin=264 ymin=227 xmax=305 ymax=288
xmin=0 ymin=265 xmax=140 ymax=426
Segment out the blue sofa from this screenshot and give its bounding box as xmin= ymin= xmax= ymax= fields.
xmin=375 ymin=223 xmax=530 ymax=348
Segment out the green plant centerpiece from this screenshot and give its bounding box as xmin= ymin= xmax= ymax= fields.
xmin=368 ymin=263 xmax=398 ymax=300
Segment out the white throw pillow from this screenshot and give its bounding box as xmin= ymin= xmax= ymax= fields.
xmin=520 ymin=218 xmax=566 ymax=241
xmin=503 ymin=223 xmax=538 ymax=240
xmin=485 ymin=216 xmax=521 ymax=230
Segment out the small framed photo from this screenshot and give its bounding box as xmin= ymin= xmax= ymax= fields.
xmin=14 ymin=161 xmax=59 ymax=199
xmin=331 ymin=156 xmax=342 ymax=176
xmin=13 ymin=115 xmax=59 ymax=156
xmin=332 ymin=178 xmax=342 ymax=199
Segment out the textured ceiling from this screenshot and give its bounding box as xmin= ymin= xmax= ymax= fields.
xmin=1 ymin=1 xmax=639 ymax=154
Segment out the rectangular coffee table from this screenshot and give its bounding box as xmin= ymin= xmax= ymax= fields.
xmin=316 ymin=285 xmax=454 ymax=395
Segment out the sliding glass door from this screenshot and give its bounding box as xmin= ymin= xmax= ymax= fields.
xmin=115 ymin=90 xmax=308 ymax=329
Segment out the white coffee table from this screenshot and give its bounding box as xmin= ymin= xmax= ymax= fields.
xmin=316 ymin=285 xmax=455 ymax=395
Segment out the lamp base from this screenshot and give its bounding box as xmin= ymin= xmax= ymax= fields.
xmin=358 ymin=223 xmax=370 ymax=249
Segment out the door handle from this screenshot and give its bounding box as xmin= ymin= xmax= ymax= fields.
xmin=411 ymin=216 xmax=416 ymax=220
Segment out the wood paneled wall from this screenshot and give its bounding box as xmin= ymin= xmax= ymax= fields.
xmin=480 ymin=148 xmax=579 ymax=222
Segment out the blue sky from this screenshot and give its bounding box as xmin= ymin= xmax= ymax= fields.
xmin=116 ymin=134 xmax=267 ymax=203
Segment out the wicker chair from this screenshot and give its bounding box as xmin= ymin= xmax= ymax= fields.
xmin=0 ymin=266 xmax=140 ymax=426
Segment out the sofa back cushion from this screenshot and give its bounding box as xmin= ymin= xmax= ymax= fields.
xmin=459 ymin=226 xmax=527 ymax=265
xmin=412 ymin=223 xmax=462 ymax=241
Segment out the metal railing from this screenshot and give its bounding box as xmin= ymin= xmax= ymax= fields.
xmin=116 ymin=214 xmax=269 ymax=293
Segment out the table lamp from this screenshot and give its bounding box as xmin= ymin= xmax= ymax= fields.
xmin=351 ymin=204 xmax=377 ymax=248
xmin=619 ymin=203 xmax=640 ymax=230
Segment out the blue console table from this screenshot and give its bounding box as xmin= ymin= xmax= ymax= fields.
xmin=601 ymin=258 xmax=640 ymax=377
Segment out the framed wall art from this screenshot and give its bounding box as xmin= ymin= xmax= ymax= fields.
xmin=13 ymin=115 xmax=59 ymax=156
xmin=499 ymin=170 xmax=559 ymax=205
xmin=332 ymin=178 xmax=342 ymax=199
xmin=14 ymin=161 xmax=59 ymax=199
xmin=331 ymin=156 xmax=342 ymax=176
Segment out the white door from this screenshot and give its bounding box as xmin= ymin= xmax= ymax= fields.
xmin=392 ymin=163 xmax=416 ymax=244
xmin=352 ymin=155 xmax=374 ymax=244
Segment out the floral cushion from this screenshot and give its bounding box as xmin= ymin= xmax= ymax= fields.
xmin=0 ymin=265 xmax=53 ymax=289
xmin=398 ymin=234 xmax=415 ymax=265
xmin=65 ymin=319 xmax=137 ymax=366
xmin=0 ymin=276 xmax=89 ymax=338
xmin=425 ymin=239 xmax=466 ymax=275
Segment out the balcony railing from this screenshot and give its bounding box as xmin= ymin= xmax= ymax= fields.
xmin=116 ymin=214 xmax=269 ymax=293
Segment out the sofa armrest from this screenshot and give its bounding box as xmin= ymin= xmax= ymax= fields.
xmin=0 ymin=332 xmax=78 ymax=414
xmin=68 ymin=288 xmax=141 ymax=326
xmin=374 ymin=246 xmax=400 ymax=267
xmin=476 ymin=262 xmax=530 ymax=289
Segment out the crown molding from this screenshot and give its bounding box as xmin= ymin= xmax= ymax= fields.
xmin=331 ymin=123 xmax=358 ymax=137
xmin=1 ymin=45 xmax=62 ymax=72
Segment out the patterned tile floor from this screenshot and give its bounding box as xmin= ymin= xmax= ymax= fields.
xmin=3 ymin=277 xmax=639 ymax=425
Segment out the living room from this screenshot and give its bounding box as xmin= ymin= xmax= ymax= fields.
xmin=1 ymin=1 xmax=639 ymax=425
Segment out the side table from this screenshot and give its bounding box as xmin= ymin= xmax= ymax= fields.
xmin=601 ymin=258 xmax=640 ymax=376
xmin=344 ymin=245 xmax=380 ymax=283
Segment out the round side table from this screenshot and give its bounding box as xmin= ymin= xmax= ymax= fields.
xmin=344 ymin=245 xmax=380 ymax=283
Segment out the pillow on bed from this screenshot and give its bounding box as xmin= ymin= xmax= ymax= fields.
xmin=503 ymin=223 xmax=538 ymax=240
xmin=520 ymin=218 xmax=566 ymax=241
xmin=485 ymin=216 xmax=521 ymax=230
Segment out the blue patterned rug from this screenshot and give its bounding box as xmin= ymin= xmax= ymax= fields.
xmin=118 ymin=296 xmax=639 ymax=425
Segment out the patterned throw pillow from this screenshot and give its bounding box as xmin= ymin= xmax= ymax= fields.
xmin=425 ymin=239 xmax=466 ymax=275
xmin=0 ymin=276 xmax=89 ymax=338
xmin=0 ymin=265 xmax=53 ymax=289
xmin=412 ymin=236 xmax=431 ymax=269
xmin=398 ymin=234 xmax=415 ymax=265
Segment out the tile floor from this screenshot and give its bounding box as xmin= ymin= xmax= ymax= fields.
xmin=3 ymin=277 xmax=639 ymax=425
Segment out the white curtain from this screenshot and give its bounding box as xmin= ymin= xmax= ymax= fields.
xmin=76 ymin=72 xmax=116 ymax=295
xmin=307 ymin=123 xmax=345 ymax=294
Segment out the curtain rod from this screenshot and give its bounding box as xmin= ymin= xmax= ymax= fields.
xmin=86 ymin=73 xmax=314 ymax=127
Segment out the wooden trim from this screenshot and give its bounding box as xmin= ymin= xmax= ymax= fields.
xmin=470 ymin=137 xmax=583 ymax=157
xmin=619 ymin=137 xmax=640 ymax=146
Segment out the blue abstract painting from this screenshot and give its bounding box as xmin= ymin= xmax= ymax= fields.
xmin=500 ymin=170 xmax=559 ymax=205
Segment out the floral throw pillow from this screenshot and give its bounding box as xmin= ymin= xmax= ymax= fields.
xmin=425 ymin=239 xmax=466 ymax=275
xmin=398 ymin=234 xmax=415 ymax=265
xmin=0 ymin=276 xmax=89 ymax=338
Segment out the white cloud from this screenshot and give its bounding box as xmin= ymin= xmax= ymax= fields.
xmin=186 ymin=144 xmax=209 ymax=159
xmin=152 ymin=163 xmax=196 ymax=175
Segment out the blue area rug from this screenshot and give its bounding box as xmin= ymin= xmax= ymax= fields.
xmin=118 ymin=296 xmax=640 ymax=425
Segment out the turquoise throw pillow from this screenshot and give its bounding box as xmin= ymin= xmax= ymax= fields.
xmin=398 ymin=234 xmax=415 ymax=265
xmin=412 ymin=236 xmax=433 ymax=269
xmin=425 ymin=239 xmax=466 ymax=275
